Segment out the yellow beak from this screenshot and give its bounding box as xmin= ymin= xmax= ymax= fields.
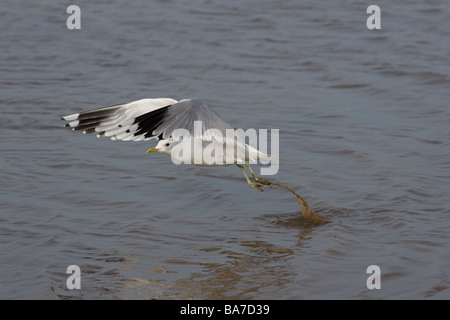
xmin=146 ymin=147 xmax=160 ymax=154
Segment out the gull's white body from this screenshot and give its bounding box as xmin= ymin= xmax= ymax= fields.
xmin=153 ymin=138 xmax=276 ymax=166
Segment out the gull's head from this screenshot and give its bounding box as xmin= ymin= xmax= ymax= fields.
xmin=147 ymin=139 xmax=178 ymax=156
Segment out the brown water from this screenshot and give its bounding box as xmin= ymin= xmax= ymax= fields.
xmin=1 ymin=0 xmax=449 ymax=299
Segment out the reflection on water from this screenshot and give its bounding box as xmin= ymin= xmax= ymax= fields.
xmin=120 ymin=223 xmax=311 ymax=300
xmin=51 ymin=213 xmax=318 ymax=300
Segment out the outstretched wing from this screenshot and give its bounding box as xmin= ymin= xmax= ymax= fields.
xmin=61 ymin=98 xmax=233 ymax=142
xmin=149 ymin=99 xmax=233 ymax=141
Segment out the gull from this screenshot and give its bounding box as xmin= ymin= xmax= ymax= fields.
xmin=61 ymin=98 xmax=278 ymax=191
xmin=61 ymin=98 xmax=326 ymax=224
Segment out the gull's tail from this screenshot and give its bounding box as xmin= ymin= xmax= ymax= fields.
xmin=248 ymin=145 xmax=280 ymax=163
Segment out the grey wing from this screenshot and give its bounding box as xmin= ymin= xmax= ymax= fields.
xmin=61 ymin=98 xmax=233 ymax=142
xmin=152 ymin=99 xmax=234 ymax=141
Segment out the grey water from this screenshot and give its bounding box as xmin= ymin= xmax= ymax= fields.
xmin=0 ymin=0 xmax=449 ymax=299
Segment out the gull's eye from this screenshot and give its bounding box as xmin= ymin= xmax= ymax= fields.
xmin=165 ymin=143 xmax=170 ymax=147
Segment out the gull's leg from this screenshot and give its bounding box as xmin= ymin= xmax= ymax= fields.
xmin=243 ymin=163 xmax=326 ymax=224
xmin=237 ymin=164 xmax=264 ymax=192
xmin=245 ymin=162 xmax=272 ymax=185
